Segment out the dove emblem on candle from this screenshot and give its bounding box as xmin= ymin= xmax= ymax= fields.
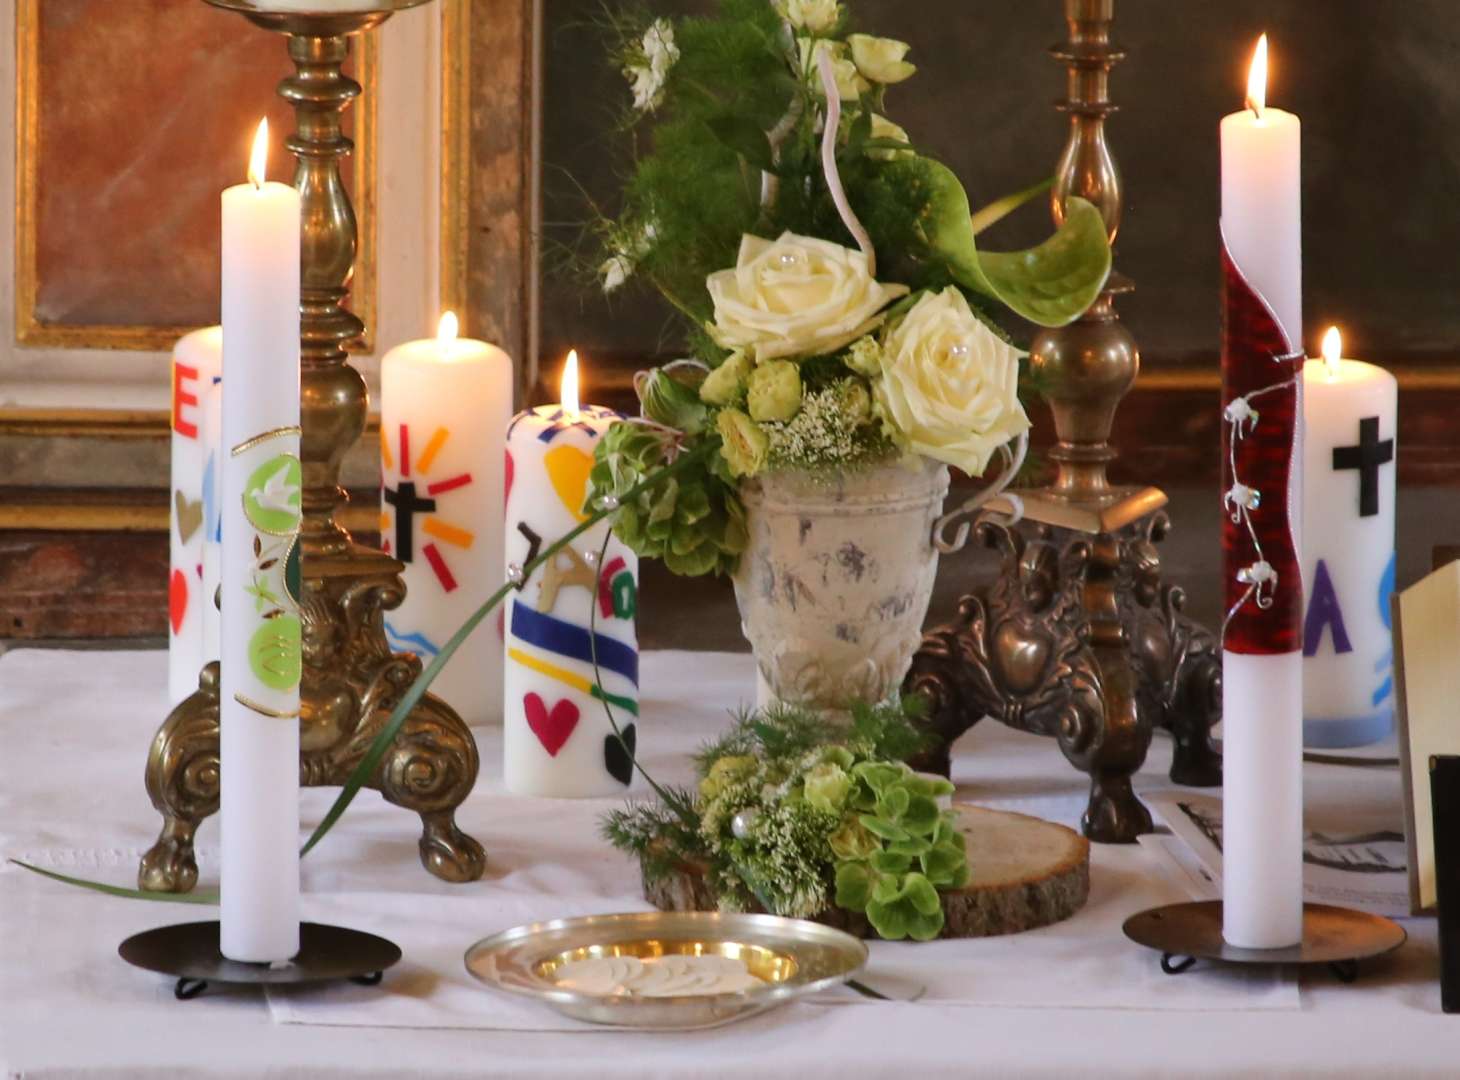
xmin=242 ymin=453 xmax=304 ymax=536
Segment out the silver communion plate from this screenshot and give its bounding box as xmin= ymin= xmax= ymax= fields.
xmin=464 ymin=911 xmax=867 ymax=1030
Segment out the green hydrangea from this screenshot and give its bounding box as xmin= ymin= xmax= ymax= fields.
xmin=586 ymin=421 xmax=747 ymax=576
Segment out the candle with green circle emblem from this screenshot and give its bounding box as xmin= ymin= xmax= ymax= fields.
xmin=219 ymin=120 xmax=303 ymax=964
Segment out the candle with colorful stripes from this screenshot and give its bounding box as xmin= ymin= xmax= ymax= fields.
xmin=380 ymin=313 xmax=513 ymax=725
xmin=503 ymin=351 xmax=639 ymax=797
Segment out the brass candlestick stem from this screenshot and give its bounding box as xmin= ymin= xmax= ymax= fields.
xmin=140 ymin=0 xmax=485 ymax=892
xmin=905 ymin=0 xmax=1222 ymax=843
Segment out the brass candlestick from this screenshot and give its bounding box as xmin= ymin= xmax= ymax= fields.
xmin=140 ymin=0 xmax=485 ymax=892
xmin=905 ymin=0 xmax=1222 ymax=843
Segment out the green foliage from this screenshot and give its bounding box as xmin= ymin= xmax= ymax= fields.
xmin=602 ymin=696 xmax=963 ymax=940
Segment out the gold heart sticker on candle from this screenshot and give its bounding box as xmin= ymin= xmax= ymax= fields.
xmin=544 ymin=445 xmax=595 ymax=523
xmin=174 ymin=490 xmax=203 ymax=544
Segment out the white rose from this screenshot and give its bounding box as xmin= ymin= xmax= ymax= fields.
xmin=780 ymin=0 xmax=840 ymax=33
xmin=707 ymin=232 xmax=909 ymax=361
xmin=874 ymin=288 xmax=1031 ymax=476
xmin=848 ymin=35 xmax=916 ymax=85
xmin=798 ymin=39 xmax=867 ymax=101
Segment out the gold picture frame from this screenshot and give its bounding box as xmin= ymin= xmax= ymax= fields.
xmin=13 ymin=0 xmax=378 ymax=353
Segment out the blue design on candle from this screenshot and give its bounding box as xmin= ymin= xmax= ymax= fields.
xmin=509 ymin=599 xmax=638 ymax=687
xmin=1302 ymin=559 xmax=1352 ymax=656
xmin=507 ymin=405 xmax=622 ymax=443
xmin=384 ymin=619 xmax=441 ymax=658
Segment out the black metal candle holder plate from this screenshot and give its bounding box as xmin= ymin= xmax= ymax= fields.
xmin=119 ymin=921 xmax=401 ymax=1000
xmin=1123 ymin=900 xmax=1406 ymax=983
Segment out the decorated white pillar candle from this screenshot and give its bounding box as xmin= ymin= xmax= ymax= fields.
xmin=168 ymin=326 xmax=222 ymax=704
xmin=200 ymin=372 xmax=224 ymax=668
xmin=503 ymin=351 xmax=639 ymax=797
xmin=219 ymin=120 xmax=303 ymax=964
xmin=380 ymin=313 xmax=514 ymax=725
xmin=1301 ymin=327 xmax=1397 ymax=748
xmin=1218 ymin=34 xmax=1305 ymax=950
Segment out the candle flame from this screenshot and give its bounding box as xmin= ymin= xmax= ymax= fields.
xmin=248 ymin=118 xmax=269 ymax=189
xmin=1321 ymin=326 xmax=1342 ymax=378
xmin=437 ymin=311 xmax=459 ymax=344
xmin=1245 ymin=34 xmax=1268 ymax=118
xmin=561 ymin=350 xmax=581 ymax=419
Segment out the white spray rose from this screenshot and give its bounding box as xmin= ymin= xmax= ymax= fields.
xmin=623 ymin=19 xmax=679 ymax=113
xmin=848 ymin=34 xmax=916 ymax=85
xmin=874 ymin=288 xmax=1030 ymax=476
xmin=706 ymin=232 xmax=909 ymax=361
xmin=779 ymin=0 xmax=840 ymax=33
xmin=799 ymin=39 xmax=868 ymax=101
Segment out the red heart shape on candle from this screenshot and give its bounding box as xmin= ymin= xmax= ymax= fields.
xmin=524 ymin=692 xmax=579 ymax=757
xmin=169 ymin=569 xmax=188 ymax=636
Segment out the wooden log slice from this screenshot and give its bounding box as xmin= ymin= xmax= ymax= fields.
xmin=643 ymin=804 xmax=1090 ymax=939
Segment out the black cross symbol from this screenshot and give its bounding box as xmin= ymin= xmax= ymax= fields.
xmin=383 ymin=481 xmax=437 ymax=560
xmin=1332 ymin=416 xmax=1394 ymax=518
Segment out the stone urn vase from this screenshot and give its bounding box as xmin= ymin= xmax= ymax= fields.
xmin=732 ymin=459 xmax=949 ymax=712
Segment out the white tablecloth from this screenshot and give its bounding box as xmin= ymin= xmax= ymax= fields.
xmin=0 ymin=647 xmax=1453 ymax=1077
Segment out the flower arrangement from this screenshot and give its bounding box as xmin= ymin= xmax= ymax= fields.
xmin=586 ymin=0 xmax=1113 ymax=576
xmin=602 ymin=697 xmax=970 ymax=941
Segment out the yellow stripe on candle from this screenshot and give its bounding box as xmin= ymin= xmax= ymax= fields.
xmin=422 ymin=517 xmax=474 ymax=549
xmin=506 ymin=647 xmax=639 ymax=716
xmin=415 ymin=426 xmax=449 ymax=475
xmin=380 ymin=427 xmax=394 ymax=470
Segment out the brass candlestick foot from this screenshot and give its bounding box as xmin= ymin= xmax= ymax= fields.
xmin=141 ymin=0 xmax=484 ymax=891
xmin=904 ymin=0 xmax=1221 ymax=843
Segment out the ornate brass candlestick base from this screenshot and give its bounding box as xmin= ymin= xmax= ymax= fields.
xmin=140 ymin=0 xmax=485 ymax=892
xmin=904 ymin=0 xmax=1222 ymax=844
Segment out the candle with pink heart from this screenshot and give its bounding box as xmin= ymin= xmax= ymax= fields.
xmin=503 ymin=351 xmax=639 ymax=796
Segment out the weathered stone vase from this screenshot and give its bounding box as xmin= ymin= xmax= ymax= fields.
xmin=732 ymin=459 xmax=949 ymax=712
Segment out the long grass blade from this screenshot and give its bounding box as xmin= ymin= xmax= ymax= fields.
xmin=8 ymin=859 xmax=219 ymax=904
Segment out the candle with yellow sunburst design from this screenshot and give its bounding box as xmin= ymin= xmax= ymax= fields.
xmin=380 ymin=313 xmax=514 ymax=725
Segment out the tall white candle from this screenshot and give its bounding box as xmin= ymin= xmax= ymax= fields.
xmin=1301 ymin=328 xmax=1397 ymax=748
xmin=1219 ymin=34 xmax=1305 ymax=950
xmin=380 ymin=313 xmax=513 ymax=725
xmin=220 ymin=120 xmax=303 ymax=964
xmin=168 ymin=327 xmax=222 ymax=704
xmin=503 ymin=352 xmax=639 ymax=797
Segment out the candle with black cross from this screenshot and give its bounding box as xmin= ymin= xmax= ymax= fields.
xmin=1301 ymin=327 xmax=1398 ymax=748
xmin=380 ymin=313 xmax=514 ymax=725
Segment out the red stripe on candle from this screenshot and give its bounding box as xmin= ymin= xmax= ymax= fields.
xmin=399 ymin=424 xmax=411 ymax=477
xmin=422 ymin=542 xmax=457 ymax=593
xmin=426 ymin=473 xmax=473 ymax=497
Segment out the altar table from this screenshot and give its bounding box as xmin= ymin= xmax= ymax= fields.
xmin=1 ymin=647 xmax=1454 ymax=1077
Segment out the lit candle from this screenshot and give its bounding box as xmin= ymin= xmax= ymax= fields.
xmin=220 ymin=119 xmax=303 ymax=964
xmin=503 ymin=352 xmax=639 ymax=796
xmin=380 ymin=312 xmax=514 ymax=724
xmin=1301 ymin=327 xmax=1397 ymax=747
xmin=1219 ymin=33 xmax=1305 ymax=950
xmin=168 ymin=326 xmax=222 ymax=704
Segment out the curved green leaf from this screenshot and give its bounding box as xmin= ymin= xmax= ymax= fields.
xmin=912 ymin=157 xmax=1112 ymax=327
